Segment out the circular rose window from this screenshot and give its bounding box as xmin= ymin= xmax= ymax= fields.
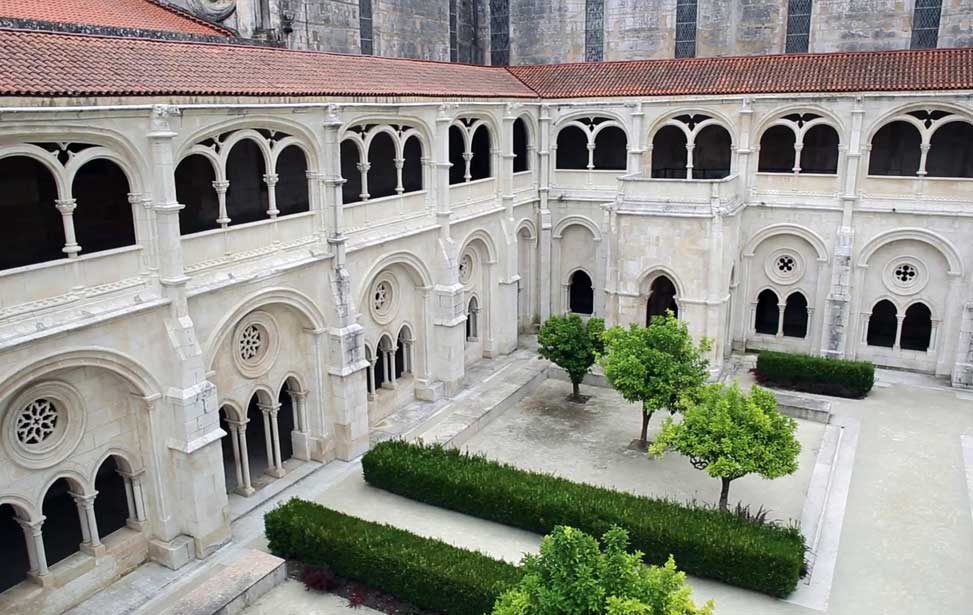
xmin=765 ymin=250 xmax=805 ymax=285
xmin=232 ymin=312 xmax=280 ymax=378
xmin=3 ymin=382 xmax=85 ymax=469
xmin=369 ymin=273 xmax=400 ymax=324
xmin=883 ymin=258 xmax=927 ymax=295
xmin=459 ymin=253 xmax=474 ymax=285
xmin=16 ymin=399 xmax=59 ymax=447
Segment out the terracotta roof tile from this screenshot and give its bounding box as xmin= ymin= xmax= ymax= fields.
xmin=0 ymin=0 xmax=231 ymax=37
xmin=508 ymin=48 xmax=973 ymax=98
xmin=0 ymin=28 xmax=537 ymax=98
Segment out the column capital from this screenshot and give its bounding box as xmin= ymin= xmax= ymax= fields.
xmin=212 ymin=180 xmax=230 ymax=193
xmin=262 ymin=173 xmax=280 ymax=187
xmin=14 ymin=515 xmax=45 ymax=534
xmin=55 ymin=198 xmax=77 ymax=214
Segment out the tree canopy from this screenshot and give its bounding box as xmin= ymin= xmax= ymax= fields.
xmin=491 ymin=525 xmax=714 ymax=615
xmin=599 ymin=313 xmax=710 ymax=444
xmin=649 ymin=383 xmax=801 ymax=510
xmin=538 ymin=314 xmax=605 ymax=398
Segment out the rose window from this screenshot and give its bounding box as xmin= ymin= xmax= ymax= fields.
xmin=373 ymin=281 xmax=392 ymax=315
xmin=16 ymin=399 xmax=58 ymax=446
xmin=239 ymin=324 xmax=264 ymax=362
xmin=776 ymin=255 xmax=796 ymax=274
xmin=894 ymin=263 xmax=918 ymax=285
xmin=459 ymin=254 xmax=474 ymax=284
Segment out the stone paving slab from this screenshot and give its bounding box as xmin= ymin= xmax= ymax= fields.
xmin=167 ymin=549 xmax=285 ymax=615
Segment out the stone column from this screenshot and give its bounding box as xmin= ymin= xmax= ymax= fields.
xmin=394 ymin=157 xmax=405 ymax=194
xmin=213 ymin=180 xmax=230 ymax=227
xmin=55 ymin=198 xmax=81 ymax=257
xmin=538 ymin=105 xmax=553 ymax=322
xmin=258 ymin=402 xmax=285 ymax=477
xmin=627 ymin=102 xmax=644 ymax=173
xmin=263 ymin=173 xmax=280 ymax=218
xmin=73 ymin=492 xmax=104 ymax=554
xmin=16 ymin=517 xmax=49 ymax=580
xmin=358 ymin=162 xmax=371 ymax=200
xmin=495 ymin=104 xmax=522 ymax=354
xmin=230 ymin=420 xmax=255 ymax=495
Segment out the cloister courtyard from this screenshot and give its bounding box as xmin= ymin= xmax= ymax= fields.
xmin=64 ymin=346 xmax=973 ymax=615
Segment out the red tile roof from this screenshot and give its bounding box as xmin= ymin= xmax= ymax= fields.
xmin=0 ymin=29 xmax=537 ymax=98
xmin=508 ymin=47 xmax=973 ymax=98
xmin=0 ymin=0 xmax=232 ymax=37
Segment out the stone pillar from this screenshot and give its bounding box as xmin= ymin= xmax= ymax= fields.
xmin=495 ymin=104 xmax=521 ymax=354
xmin=229 ymin=420 xmax=255 ymax=495
xmin=538 ymin=105 xmax=553 ymax=322
xmin=263 ymin=173 xmax=280 ymax=218
xmin=17 ymin=517 xmax=49 ymax=580
xmin=951 ymin=302 xmax=973 ymax=387
xmin=259 ymin=402 xmax=285 ymax=477
xmin=627 ymin=102 xmax=644 ymax=173
xmin=213 ymin=180 xmax=230 ymax=227
xmin=394 ymin=157 xmax=405 ymax=194
xmin=73 ymin=492 xmax=104 ymax=554
xmin=55 ymin=198 xmax=81 ymax=257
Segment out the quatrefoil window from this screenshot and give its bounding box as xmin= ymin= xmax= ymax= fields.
xmin=894 ymin=263 xmax=918 ymax=285
xmin=16 ymin=399 xmax=58 ymax=447
xmin=776 ymin=255 xmax=796 ymax=273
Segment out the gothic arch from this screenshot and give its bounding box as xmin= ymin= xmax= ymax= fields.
xmin=458 ymin=228 xmax=500 ymax=264
xmin=857 ymin=228 xmax=963 ymax=277
xmin=752 ymin=104 xmax=846 ymax=141
xmin=742 ymin=223 xmax=829 ymax=262
xmin=863 ymin=102 xmax=973 ymax=145
xmin=515 ymin=217 xmax=537 ymax=240
xmin=178 ymin=117 xmax=322 ymax=170
xmin=36 ymin=467 xmax=92 ymax=502
xmin=355 ymin=251 xmax=435 ymax=308
xmin=552 ymin=216 xmax=602 ymax=241
xmin=0 ymin=495 xmax=39 ymax=523
xmin=637 ymin=266 xmax=686 ymax=297
xmin=645 ymin=108 xmax=737 ymax=145
xmin=89 ymin=448 xmax=140 ymax=484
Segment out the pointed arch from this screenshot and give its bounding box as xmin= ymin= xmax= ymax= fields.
xmin=755 ymin=288 xmax=780 ymax=335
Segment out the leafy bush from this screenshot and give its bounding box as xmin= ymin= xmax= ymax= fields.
xmin=266 ymin=499 xmax=522 ymax=615
xmin=302 ymin=565 xmax=338 ymax=591
xmin=756 ymin=351 xmax=874 ymax=398
xmin=362 ymin=440 xmax=805 ymax=598
xmin=538 ymin=315 xmax=604 ymax=397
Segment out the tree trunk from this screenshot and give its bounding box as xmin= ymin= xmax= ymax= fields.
xmin=639 ymin=409 xmax=654 ymax=445
xmin=572 ymin=381 xmax=581 ymax=397
xmin=719 ymin=477 xmax=732 ymax=512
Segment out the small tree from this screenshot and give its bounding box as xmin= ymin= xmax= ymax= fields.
xmin=491 ymin=525 xmax=713 ymax=615
xmin=538 ymin=314 xmax=605 ymax=399
xmin=649 ymin=384 xmax=801 ymax=511
xmin=599 ymin=313 xmax=710 ymax=446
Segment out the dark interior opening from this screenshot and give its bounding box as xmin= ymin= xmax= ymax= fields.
xmin=225 ymin=139 xmax=269 ymax=225
xmin=592 ymin=126 xmax=627 ymax=171
xmin=556 ymin=125 xmax=589 ymax=170
xmin=513 ymin=118 xmax=529 ymax=172
xmin=869 ymin=121 xmax=921 ymax=176
xmin=275 ymin=145 xmax=310 ymax=216
xmin=568 ymin=270 xmax=594 ymax=314
xmin=758 ymin=125 xmax=797 ymax=173
xmin=900 ymin=302 xmax=932 ymax=351
xmin=866 ymin=300 xmax=898 ymax=347
xmin=0 ymin=156 xmax=63 ymax=270
xmin=646 ymin=276 xmax=678 ymax=324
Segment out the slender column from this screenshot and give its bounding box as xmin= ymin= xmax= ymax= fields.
xmin=358 ymin=162 xmax=371 ymax=200
xmin=233 ymin=420 xmax=254 ymax=494
xmin=259 ymin=405 xmax=275 ymax=472
xmin=793 ymin=143 xmax=804 ymax=174
xmin=72 ymin=492 xmax=101 ymax=548
xmin=390 ymin=347 xmax=398 ymax=385
xmin=16 ymin=517 xmax=48 ymax=577
xmin=227 ymin=425 xmax=244 ymax=489
xmin=267 ymin=403 xmax=284 ymax=474
xmin=394 ymin=157 xmax=405 ymax=194
xmin=586 ymin=139 xmax=595 ymax=170
xmin=463 ymin=151 xmax=473 ymax=181
xmin=685 ymin=142 xmax=695 ymax=179
xmin=292 ymin=390 xmax=308 ymax=433
xmin=263 ymin=173 xmax=280 ymax=218
xmin=917 ymin=143 xmax=930 ymax=177
xmin=55 ymin=198 xmax=81 ymax=257
xmin=776 ymin=303 xmax=786 ymax=337
xmin=213 ymin=180 xmax=230 ymax=227
xmin=367 ymin=359 xmax=376 ymax=399
xmin=894 ymin=314 xmax=905 ymax=350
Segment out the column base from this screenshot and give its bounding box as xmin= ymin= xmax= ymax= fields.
xmin=79 ymin=542 xmax=107 ymax=558
xmin=265 ymin=467 xmax=286 ymax=479
xmin=292 ymin=431 xmax=312 ymax=461
xmin=234 ymin=485 xmax=256 ymax=497
xmin=334 ymin=422 xmax=369 ymax=461
xmin=415 ymin=380 xmax=444 ymax=401
xmin=149 ymin=535 xmax=195 ymax=570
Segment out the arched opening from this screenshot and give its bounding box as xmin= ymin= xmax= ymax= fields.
xmin=568 ymin=270 xmax=594 ymax=315
xmin=218 ymin=407 xmax=239 ymax=493
xmin=225 ymin=139 xmax=269 ymax=225
xmin=466 ymin=296 xmax=479 ymax=341
xmin=693 ymin=125 xmax=731 ymax=179
xmin=403 ymin=135 xmax=423 ymax=192
xmin=340 ymin=140 xmax=363 ymax=204
xmin=646 ymin=275 xmax=678 ymax=324
xmin=0 ymin=155 xmax=63 ymax=270
xmin=758 ymin=125 xmax=797 ymax=172
xmin=556 ymin=125 xmax=588 ymax=170
xmin=651 ymin=125 xmax=688 ymax=178
xmin=901 ymin=302 xmax=932 ymax=351
xmin=276 ymin=386 xmax=296 ymax=463
xmin=867 ymin=300 xmax=898 ymax=347
xmin=367 ymin=132 xmax=397 ymax=199
xmin=449 ymin=125 xmax=466 ymax=184
xmin=176 ymin=154 xmax=220 ymax=234
xmin=592 ymin=126 xmax=627 ymax=170
xmin=926 ymin=122 xmax=973 ymax=178
xmin=41 ymin=478 xmax=84 ymax=567
xmin=93 ymin=456 xmax=130 ymax=540
xmin=755 ymin=289 xmax=780 ymax=335
xmin=801 ymin=125 xmax=840 ymax=174
xmin=0 ymin=504 xmax=30 ymax=593
xmin=377 ymin=335 xmax=395 ymax=385
xmin=513 ymin=118 xmax=529 ymax=172
xmin=397 ymin=326 xmax=413 ymax=377
xmin=372 ymin=343 xmax=387 ymax=390
xmin=245 ymin=395 xmax=271 ymax=479
xmin=869 ymin=121 xmax=922 ymax=176
xmin=365 ymin=345 xmax=376 ymax=396
xmin=275 ymin=145 xmax=310 ymax=216
xmin=782 ymin=292 xmax=809 ymax=338
xmin=470 ymin=125 xmax=492 ymax=180
xmin=71 ymin=158 xmax=136 ymax=255
xmin=517 ymin=227 xmax=533 ymax=331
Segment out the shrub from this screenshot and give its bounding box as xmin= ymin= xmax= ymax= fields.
xmin=755 ymin=351 xmax=874 ymax=398
xmin=265 ymin=499 xmax=522 ymax=615
xmin=302 ymin=565 xmax=337 ymax=591
xmin=362 ymin=440 xmax=805 ymax=598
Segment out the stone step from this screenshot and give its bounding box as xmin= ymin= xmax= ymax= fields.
xmin=160 ymin=549 xmax=286 ymax=615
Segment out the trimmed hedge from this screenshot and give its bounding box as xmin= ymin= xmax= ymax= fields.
xmin=265 ymin=499 xmax=522 ymax=615
xmin=756 ymin=351 xmax=874 ymax=398
xmin=362 ymin=440 xmax=805 ymax=598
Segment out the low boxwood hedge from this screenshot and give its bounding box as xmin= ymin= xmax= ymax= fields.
xmin=756 ymin=351 xmax=874 ymax=398
xmin=361 ymin=440 xmax=805 ymax=598
xmin=265 ymin=498 xmax=522 ymax=615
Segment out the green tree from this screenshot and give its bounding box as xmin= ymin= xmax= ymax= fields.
xmin=649 ymin=383 xmax=801 ymax=511
xmin=538 ymin=315 xmax=605 ymax=399
xmin=599 ymin=313 xmax=710 ymax=446
xmin=491 ymin=525 xmax=713 ymax=615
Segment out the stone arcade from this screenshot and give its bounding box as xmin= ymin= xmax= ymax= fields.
xmin=0 ymin=10 xmax=972 ymax=615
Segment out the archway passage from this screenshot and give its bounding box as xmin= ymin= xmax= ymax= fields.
xmin=926 ymin=122 xmax=973 ymax=178
xmin=93 ymin=456 xmax=130 ymax=540
xmin=801 ymin=125 xmax=840 ymax=174
xmin=0 ymin=504 xmax=30 ymax=593
xmin=869 ymin=121 xmax=921 ymax=176
xmin=176 ymin=154 xmax=220 ymax=234
xmin=692 ymin=125 xmax=731 ymax=179
xmin=568 ymin=270 xmax=594 ymax=315
xmin=225 ymin=139 xmax=269 ymax=225
xmin=513 ymin=118 xmax=529 ymax=173
xmin=556 ymin=125 xmax=588 ymax=170
xmin=470 ymin=125 xmax=492 ymax=180
xmin=592 ymin=126 xmax=627 ymax=170
xmin=449 ymin=125 xmax=467 ymax=184
xmin=651 ymin=125 xmax=688 ymax=178
xmin=403 ymin=136 xmax=423 ymax=193
xmin=758 ymin=125 xmax=797 ymax=172
xmin=368 ymin=132 xmax=397 ymax=199
xmin=466 ymin=297 xmax=479 ymax=341
xmin=277 ymin=387 xmax=296 ymax=463
xmin=646 ymin=275 xmax=678 ymax=324
xmin=245 ymin=396 xmax=271 ymax=479
xmin=41 ymin=478 xmax=84 ymax=567
xmin=0 ymin=155 xmax=64 ymax=270
xmin=755 ymin=289 xmax=780 ymax=335
xmin=867 ymin=300 xmax=898 ymax=347
xmin=901 ymin=303 xmax=932 ymax=351
xmin=275 ymin=145 xmax=310 ymax=216
xmin=340 ymin=140 xmax=363 ymax=204
xmin=782 ymin=293 xmax=809 ymax=338
xmin=219 ymin=408 xmax=239 ymax=494
xmin=72 ymin=158 xmax=136 ymax=255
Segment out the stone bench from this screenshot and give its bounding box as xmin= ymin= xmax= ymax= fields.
xmin=773 ymin=391 xmax=832 ymax=424
xmin=168 ymin=549 xmax=286 ymax=615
